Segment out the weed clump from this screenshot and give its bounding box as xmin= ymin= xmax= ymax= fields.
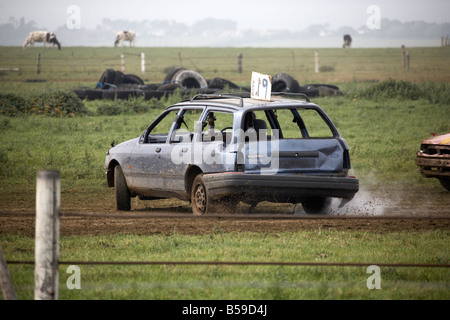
xmin=358 ymin=79 xmax=450 ymax=104
xmin=0 ymin=91 xmax=89 ymax=117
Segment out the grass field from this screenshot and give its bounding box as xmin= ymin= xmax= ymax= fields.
xmin=0 ymin=46 xmax=449 ymax=300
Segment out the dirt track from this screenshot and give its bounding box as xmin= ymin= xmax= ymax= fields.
xmin=1 ymin=212 xmax=449 ymax=237
xmin=0 ymin=185 xmax=449 ymax=236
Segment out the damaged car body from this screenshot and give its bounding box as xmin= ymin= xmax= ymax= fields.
xmin=105 ymin=93 xmax=359 ymax=215
xmin=415 ymin=132 xmax=450 ymax=191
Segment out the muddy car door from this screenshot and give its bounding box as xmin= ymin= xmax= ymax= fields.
xmin=127 ymin=108 xmax=179 ymax=192
xmin=161 ymin=108 xmax=205 ymax=191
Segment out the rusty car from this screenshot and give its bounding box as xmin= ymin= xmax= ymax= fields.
xmin=415 ymin=132 xmax=450 ymax=191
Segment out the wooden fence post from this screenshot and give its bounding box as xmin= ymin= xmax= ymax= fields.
xmin=291 ymin=49 xmax=296 ymax=72
xmin=36 ymin=53 xmax=41 ymax=75
xmin=406 ymin=51 xmax=410 ymax=71
xmin=237 ymin=53 xmax=243 ymax=73
xmin=72 ymin=52 xmax=75 ymax=71
xmin=314 ymin=51 xmax=319 ymax=73
xmin=121 ymin=54 xmax=125 ymax=72
xmin=141 ymin=52 xmax=146 ymax=74
xmin=35 ymin=170 xmax=60 ymax=300
xmin=401 ymin=45 xmax=406 ymax=70
xmin=0 ymin=245 xmax=17 ymax=300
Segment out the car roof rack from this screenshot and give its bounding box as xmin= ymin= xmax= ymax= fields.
xmin=185 ymin=91 xmax=310 ymax=107
xmin=188 ymin=93 xmax=247 ymax=107
xmin=271 ymin=92 xmax=311 ymax=102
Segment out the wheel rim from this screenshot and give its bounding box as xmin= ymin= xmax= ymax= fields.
xmin=194 ymin=183 xmax=207 ymax=213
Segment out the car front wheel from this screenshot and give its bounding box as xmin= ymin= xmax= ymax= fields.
xmin=115 ymin=165 xmax=131 ymax=211
xmin=191 ymin=174 xmax=213 ymax=215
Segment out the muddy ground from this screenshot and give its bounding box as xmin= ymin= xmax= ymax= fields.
xmin=0 ymin=185 xmax=449 ymax=236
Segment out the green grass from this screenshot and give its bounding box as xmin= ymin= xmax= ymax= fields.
xmin=2 ymin=231 xmax=449 ymax=300
xmin=0 ymin=46 xmax=449 ymax=300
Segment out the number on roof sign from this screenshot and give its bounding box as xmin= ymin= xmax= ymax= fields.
xmin=251 ymin=71 xmax=272 ymax=101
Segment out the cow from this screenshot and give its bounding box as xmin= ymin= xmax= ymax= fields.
xmin=23 ymin=31 xmax=61 ymax=50
xmin=343 ymin=34 xmax=352 ymax=48
xmin=114 ymin=30 xmax=135 ymax=47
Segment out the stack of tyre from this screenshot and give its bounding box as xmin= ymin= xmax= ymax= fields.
xmin=73 ymin=69 xmax=341 ymax=101
xmin=73 ymin=69 xmax=149 ymax=101
xmin=271 ymin=73 xmax=342 ymax=97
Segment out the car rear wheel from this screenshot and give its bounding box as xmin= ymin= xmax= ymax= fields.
xmin=439 ymin=178 xmax=450 ymax=191
xmin=115 ymin=165 xmax=131 ymax=211
xmin=191 ymin=174 xmax=213 ymax=215
xmin=302 ymin=197 xmax=332 ymax=214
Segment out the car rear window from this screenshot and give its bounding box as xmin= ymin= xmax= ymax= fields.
xmin=244 ymin=107 xmax=335 ymax=139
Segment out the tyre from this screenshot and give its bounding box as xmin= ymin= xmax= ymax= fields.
xmin=157 ymin=83 xmax=183 ymax=91
xmin=164 ymin=67 xmax=185 ymax=84
xmin=102 ymin=89 xmax=141 ymax=100
xmin=114 ymin=165 xmax=131 ymax=211
xmin=113 ymin=71 xmax=125 ymax=85
xmin=305 ymin=83 xmax=340 ymax=91
xmin=302 ymin=197 xmax=332 ymax=214
xmin=84 ymin=89 xmax=104 ymax=100
xmin=298 ymin=85 xmax=320 ymax=97
xmin=172 ymin=69 xmax=208 ymax=89
xmin=272 ymin=73 xmax=301 ymax=93
xmin=208 ymin=78 xmax=241 ymax=90
xmin=191 ymin=174 xmax=214 ymax=215
xmin=439 ymin=178 xmax=450 ymax=191
xmin=98 ymin=69 xmax=116 ymax=89
xmin=124 ymin=74 xmax=144 ymax=85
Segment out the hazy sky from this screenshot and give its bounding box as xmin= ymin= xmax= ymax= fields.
xmin=0 ymin=0 xmax=449 ymax=31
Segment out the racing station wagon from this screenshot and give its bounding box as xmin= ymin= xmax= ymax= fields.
xmin=105 ymin=93 xmax=359 ymax=215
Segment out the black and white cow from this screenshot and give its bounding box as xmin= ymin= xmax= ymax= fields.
xmin=114 ymin=30 xmax=135 ymax=47
xmin=343 ymin=34 xmax=352 ymax=48
xmin=23 ymin=31 xmax=61 ymax=50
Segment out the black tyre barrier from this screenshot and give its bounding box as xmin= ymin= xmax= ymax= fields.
xmin=102 ymin=89 xmax=144 ymax=100
xmin=317 ymin=86 xmax=343 ymax=97
xmin=208 ymin=78 xmax=241 ymax=90
xmin=171 ymin=69 xmax=208 ymax=89
xmin=298 ymin=86 xmax=320 ymax=97
xmin=84 ymin=89 xmax=104 ymax=100
xmin=157 ymin=83 xmax=183 ymax=91
xmin=144 ymin=90 xmax=169 ymax=100
xmin=272 ymin=73 xmax=301 ymax=93
xmin=305 ymin=83 xmax=340 ymax=91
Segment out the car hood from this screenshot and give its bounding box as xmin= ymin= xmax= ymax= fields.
xmin=421 ymin=133 xmax=450 ymax=145
xmin=110 ymin=137 xmax=139 ymax=153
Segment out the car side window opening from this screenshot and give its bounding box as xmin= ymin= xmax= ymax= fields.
xmin=243 ymin=108 xmax=334 ymax=142
xmin=170 ymin=108 xmax=204 ymax=143
xmin=202 ymin=111 xmax=234 ymax=144
xmin=243 ymin=110 xmax=273 ymax=142
xmin=145 ymin=109 xmax=179 ymax=143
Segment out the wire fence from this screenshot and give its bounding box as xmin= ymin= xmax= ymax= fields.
xmin=7 ymin=260 xmax=450 ymax=268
